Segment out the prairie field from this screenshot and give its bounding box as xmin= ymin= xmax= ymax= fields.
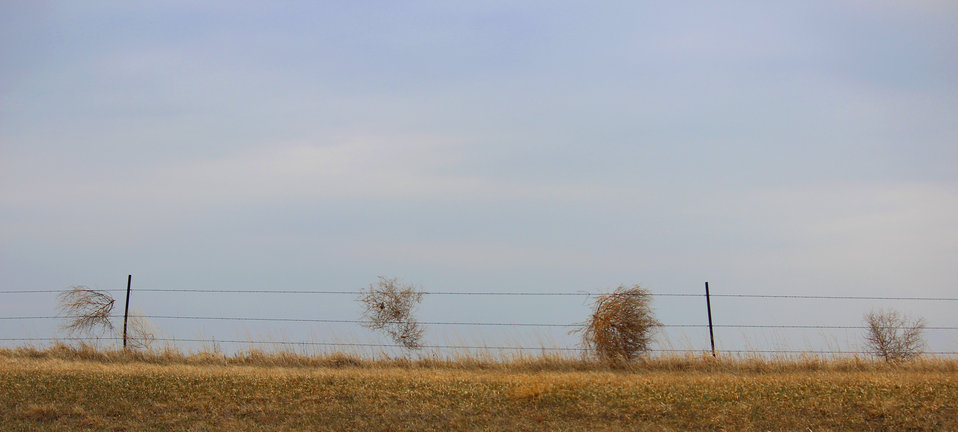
xmin=1 ymin=344 xmax=956 ymax=431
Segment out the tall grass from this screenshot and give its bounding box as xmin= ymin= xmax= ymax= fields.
xmin=3 ymin=343 xmax=954 ymax=373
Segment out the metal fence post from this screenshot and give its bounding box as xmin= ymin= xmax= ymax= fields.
xmin=706 ymin=281 xmax=715 ymax=357
xmin=122 ymin=275 xmax=132 ymax=349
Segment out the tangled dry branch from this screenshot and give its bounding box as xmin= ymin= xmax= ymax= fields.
xmin=57 ymin=286 xmax=115 ymax=337
xmin=125 ymin=309 xmax=159 ymax=350
xmin=574 ymin=284 xmax=660 ymax=363
xmin=358 ymin=277 xmax=425 ymax=350
xmin=863 ymin=309 xmax=925 ymax=362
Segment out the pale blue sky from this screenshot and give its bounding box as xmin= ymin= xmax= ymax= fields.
xmin=2 ymin=1 xmax=956 ymax=355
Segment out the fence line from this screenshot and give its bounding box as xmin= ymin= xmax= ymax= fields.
xmin=3 ymin=314 xmax=958 ymax=331
xmin=4 ymin=283 xmax=956 ymax=357
xmin=2 ymin=288 xmax=956 ymax=301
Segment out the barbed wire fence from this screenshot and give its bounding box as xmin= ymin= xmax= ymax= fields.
xmin=2 ymin=282 xmax=957 ymax=356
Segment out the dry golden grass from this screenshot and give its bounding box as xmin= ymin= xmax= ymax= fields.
xmin=1 ymin=344 xmax=956 ymax=431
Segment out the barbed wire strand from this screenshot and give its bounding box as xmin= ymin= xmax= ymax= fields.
xmin=2 ymin=315 xmax=957 ymax=330
xmin=1 ymin=288 xmax=956 ymax=301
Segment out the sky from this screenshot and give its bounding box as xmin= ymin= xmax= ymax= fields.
xmin=1 ymin=1 xmax=957 ymax=356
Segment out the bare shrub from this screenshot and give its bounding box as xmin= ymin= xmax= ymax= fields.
xmin=358 ymin=276 xmax=425 ymax=350
xmin=864 ymin=309 xmax=925 ymax=362
xmin=574 ymin=284 xmax=660 ymax=363
xmin=57 ymin=286 xmax=115 ymax=337
xmin=125 ymin=309 xmax=158 ymax=351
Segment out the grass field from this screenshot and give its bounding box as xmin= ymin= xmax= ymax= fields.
xmin=2 ymin=344 xmax=956 ymax=431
